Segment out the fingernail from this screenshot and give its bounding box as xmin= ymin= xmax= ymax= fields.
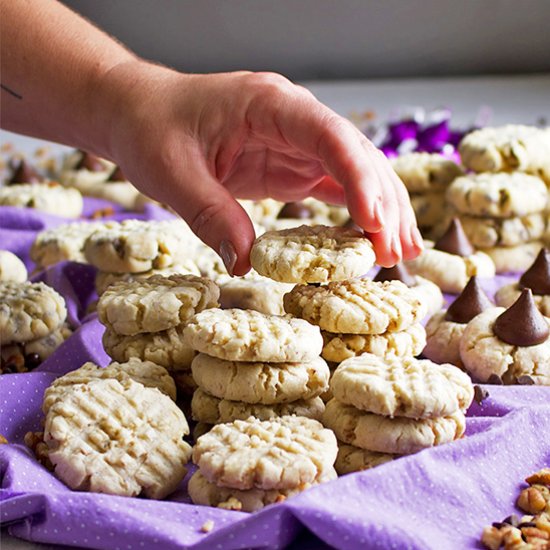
xmin=372 ymin=201 xmax=385 ymax=231
xmin=219 ymin=239 xmax=237 ymax=276
xmin=411 ymin=226 xmax=424 ymax=251
xmin=391 ymin=233 xmax=402 ymax=261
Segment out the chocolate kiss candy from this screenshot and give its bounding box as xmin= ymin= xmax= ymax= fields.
xmin=277 ymin=202 xmax=313 ymax=219
xmin=493 ymin=288 xmax=549 ymax=346
xmin=75 ymin=151 xmax=104 ymax=172
xmin=8 ymin=160 xmax=42 ymax=184
xmin=434 ymin=218 xmax=474 ymax=257
xmin=107 ymin=166 xmax=127 ymax=182
xmin=519 ymin=248 xmax=550 ymax=295
xmin=374 ymin=263 xmax=417 ymax=287
xmin=445 ymin=276 xmax=492 ymax=323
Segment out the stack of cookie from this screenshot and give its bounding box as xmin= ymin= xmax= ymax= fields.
xmin=183 ymin=308 xmax=330 ymax=432
xmin=98 ymin=273 xmax=220 ymax=397
xmin=322 ymin=353 xmax=474 ymax=475
xmin=188 ymin=415 xmax=338 ymax=511
xmin=453 ymin=125 xmax=550 ymax=272
xmin=391 ymin=152 xmax=464 ymax=239
xmin=0 ymin=281 xmax=71 ymax=373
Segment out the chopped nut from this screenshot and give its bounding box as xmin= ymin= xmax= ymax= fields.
xmin=527 ymin=469 xmax=550 ymax=487
xmin=518 ymin=486 xmax=550 ymax=514
xmin=0 ymin=434 xmax=8 ymax=444
xmin=218 ymin=497 xmax=242 ymax=511
xmin=200 ymin=520 xmax=214 ymax=533
xmin=89 ymin=206 xmax=115 ymax=219
xmin=275 ymin=495 xmax=286 ymax=503
xmin=521 ymin=525 xmax=549 ymax=543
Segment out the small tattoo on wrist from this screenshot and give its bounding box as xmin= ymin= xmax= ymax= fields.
xmin=1 ymin=84 xmax=23 ymax=100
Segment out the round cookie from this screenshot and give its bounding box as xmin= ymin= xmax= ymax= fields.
xmin=321 ymin=323 xmax=426 ymax=363
xmin=85 ymin=167 xmax=141 ymax=209
xmin=250 ymin=225 xmax=375 ymax=283
xmin=0 ymin=183 xmax=83 ymax=218
xmin=284 ymin=279 xmax=425 ymax=335
xmin=0 ymin=281 xmax=66 ymax=344
xmin=446 ymin=172 xmax=548 ymax=219
xmin=97 ymin=274 xmax=219 ymax=336
xmin=191 ymin=353 xmax=329 ymax=404
xmin=102 ymin=325 xmax=196 ymax=371
xmin=322 ymin=398 xmax=466 ymax=454
xmin=183 ymin=308 xmax=323 ymax=362
xmin=409 ymin=192 xmax=449 ymax=229
xmin=192 ymin=415 xmax=338 ymax=490
xmin=59 ymin=151 xmax=113 ymax=193
xmin=480 ymin=242 xmax=545 ymax=274
xmin=334 ymin=444 xmax=396 ymax=475
xmin=496 ymin=284 xmax=550 ymax=316
xmin=0 ymin=250 xmax=27 ymax=282
xmin=391 ymin=152 xmax=464 ymax=193
xmin=191 ymin=389 xmax=325 ymax=424
xmin=330 ymin=353 xmax=474 ymax=419
xmin=44 ymin=377 xmax=191 ymax=498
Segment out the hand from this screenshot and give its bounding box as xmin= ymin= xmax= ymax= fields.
xmin=101 ymin=62 xmax=423 ymax=274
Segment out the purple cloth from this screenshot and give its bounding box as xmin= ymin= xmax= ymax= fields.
xmin=1 ymin=203 xmax=550 ymax=550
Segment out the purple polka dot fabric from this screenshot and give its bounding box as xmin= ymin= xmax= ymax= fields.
xmin=1 ymin=202 xmax=550 ymax=550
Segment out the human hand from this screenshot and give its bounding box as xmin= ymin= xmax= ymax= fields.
xmin=101 ymin=62 xmax=423 ymax=275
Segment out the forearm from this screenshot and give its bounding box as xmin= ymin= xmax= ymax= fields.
xmin=0 ymin=0 xmax=138 ymax=158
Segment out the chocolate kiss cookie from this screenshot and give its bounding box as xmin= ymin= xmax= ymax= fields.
xmin=277 ymin=202 xmax=313 ymax=219
xmin=374 ymin=263 xmax=418 ymax=287
xmin=75 ymin=151 xmax=105 ymax=172
xmin=519 ymin=248 xmax=550 ymax=295
xmin=434 ymin=218 xmax=474 ymax=257
xmin=9 ymin=160 xmax=42 ymax=184
xmin=493 ymin=288 xmax=549 ymax=346
xmin=445 ymin=276 xmax=492 ymax=323
xmin=107 ymin=166 xmax=128 ymax=182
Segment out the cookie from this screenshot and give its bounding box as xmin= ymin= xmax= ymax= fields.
xmin=183 ymin=308 xmax=323 ymax=362
xmin=412 ymin=276 xmax=445 ymax=316
xmin=30 ymin=222 xmax=106 ymax=268
xmin=0 ymin=250 xmax=27 ymax=282
xmin=480 ymin=242 xmax=545 ymax=274
xmin=60 ymin=151 xmax=113 ymax=193
xmin=409 ymin=192 xmax=450 ymax=229
xmin=44 ymin=377 xmax=191 ymax=498
xmin=102 ymin=325 xmax=195 ymax=370
xmin=0 ymin=182 xmax=83 ymax=218
xmin=83 ymin=219 xmax=194 ymax=274
xmin=85 ymin=178 xmax=141 ymax=210
xmin=459 ymin=125 xmax=550 ymax=181
xmin=334 ymin=444 xmax=395 ymax=475
xmin=495 ymin=283 xmax=550 ymax=316
xmin=321 ymin=323 xmax=426 ymax=363
xmin=331 ymin=353 xmax=474 ymax=419
xmin=459 ymin=213 xmax=547 ymax=249
xmin=192 ymin=415 xmax=337 ymax=490
xmin=446 ymin=172 xmax=548 ymax=218
xmin=284 ymin=279 xmax=426 ymax=335
xmin=173 ymin=371 xmax=198 ymax=396
xmin=250 ymin=225 xmax=375 ymax=283
xmin=391 ymin=153 xmax=465 ymax=193
xmin=43 ymin=359 xmax=177 ymax=413
xmin=322 ymin=398 xmax=466 ymax=454
xmin=188 ymin=469 xmax=336 ymax=513
xmin=97 ymin=274 xmax=219 ymax=336
xmin=0 ymin=281 xmax=67 ymax=344
xmin=423 ymin=311 xmax=467 ymax=368
xmin=191 ymin=389 xmax=325 ymax=424
xmin=191 ymin=353 xmax=330 ymax=404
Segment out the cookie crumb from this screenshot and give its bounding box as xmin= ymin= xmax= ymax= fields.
xmin=0 ymin=434 xmax=8 ymax=444
xmin=526 ymin=469 xmax=550 ymax=486
xmin=218 ymin=497 xmax=242 ymax=511
xmin=200 ymin=520 xmax=214 ymax=533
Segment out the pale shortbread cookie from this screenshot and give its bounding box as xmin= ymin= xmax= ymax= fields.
xmin=495 ymin=283 xmax=550 ymax=316
xmin=410 ymin=191 xmax=449 ymax=228
xmin=97 ymin=274 xmax=219 ymax=336
xmin=183 ymin=308 xmax=323 ymax=362
xmin=479 ymin=242 xmax=545 ymax=274
xmin=391 ymin=153 xmax=464 ymax=193
xmin=60 ymin=152 xmax=113 ymax=192
xmin=85 ymin=179 xmax=142 ymax=210
xmin=460 ymin=308 xmax=550 ymax=384
xmin=31 ymin=222 xmax=105 ymax=268
xmin=423 ymin=311 xmax=466 ymax=368
xmin=334 ymin=443 xmax=395 ymax=475
xmin=102 ymin=325 xmax=195 ymax=371
xmin=405 ymin=243 xmax=495 ymax=294
xmin=0 ymin=250 xmax=27 ymax=282
xmin=83 ymin=219 xmax=194 ymax=273
xmin=458 ymin=125 xmax=550 ymax=181
xmin=43 ymin=359 xmax=177 ymax=413
xmin=321 ymin=323 xmax=426 ymax=363
xmin=239 ymin=198 xmax=284 ymax=225
xmin=191 ymin=388 xmax=325 ymax=424
xmin=94 ymin=261 xmax=201 ymax=295
xmin=0 ymin=183 xmax=83 ymax=218
xmin=44 ymin=378 xmax=191 ymax=498
xmin=192 ymin=415 xmax=338 ymax=490
xmin=412 ymin=276 xmax=445 ymax=317
xmin=188 ymin=469 xmax=337 ymax=512
xmin=219 ymin=277 xmax=294 ymax=316
xmin=0 ymin=281 xmax=66 ymax=344
xmin=322 ymin=398 xmax=466 ymax=455
xmin=331 ymin=353 xmax=474 ymax=419
xmin=446 ymin=172 xmax=548 ymax=219
xmin=191 ymin=353 xmax=330 ymax=404
xmin=459 ymin=213 xmax=547 ymax=249
xmin=250 ymin=225 xmax=375 ymax=283
xmin=284 ymin=279 xmax=426 ymax=335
